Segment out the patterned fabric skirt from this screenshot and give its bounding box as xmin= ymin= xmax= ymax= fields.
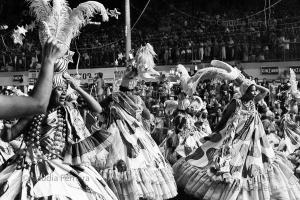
xmin=94 ymin=120 xmax=177 ymax=200
xmin=278 ymin=123 xmax=300 ymax=155
xmin=0 ymin=158 xmax=118 ymax=200
xmin=173 ymin=155 xmax=300 ymax=200
xmin=171 ymin=107 xmax=300 ymax=200
xmin=160 ymin=129 xmax=208 ymax=165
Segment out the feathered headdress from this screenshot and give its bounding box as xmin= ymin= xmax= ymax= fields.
xmin=121 ymin=43 xmax=160 ymax=89
xmin=26 ymin=0 xmax=109 ymax=72
xmin=52 ymin=72 xmax=67 ymax=88
xmin=135 ymin=43 xmax=160 ymax=80
xmin=176 ymin=60 xmax=241 ymax=96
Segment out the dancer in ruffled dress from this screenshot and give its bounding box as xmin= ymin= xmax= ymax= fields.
xmin=173 ymin=63 xmax=300 ymax=200
xmin=0 ymin=1 xmax=118 ymax=199
xmin=283 ymin=69 xmax=300 ymax=175
xmin=276 ymin=69 xmax=300 ymax=155
xmin=94 ymin=44 xmax=178 ymax=200
xmin=278 ymin=100 xmax=300 ymax=154
xmin=160 ymin=96 xmax=211 ymax=165
xmin=0 ymin=71 xmax=117 ymax=200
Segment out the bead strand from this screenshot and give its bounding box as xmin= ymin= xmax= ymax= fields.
xmin=17 ymin=113 xmax=45 ymax=169
xmin=16 ymin=106 xmax=67 ymax=170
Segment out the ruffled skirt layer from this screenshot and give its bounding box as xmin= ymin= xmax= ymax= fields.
xmin=160 ymin=130 xmax=209 ymax=165
xmin=0 ymin=159 xmax=118 ymax=200
xmin=94 ymin=121 xmax=178 ymax=200
xmin=99 ymin=166 xmax=177 ymax=200
xmin=173 ymin=157 xmax=300 ymax=200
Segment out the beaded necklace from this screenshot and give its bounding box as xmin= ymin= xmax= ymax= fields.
xmin=16 ymin=106 xmax=67 ymax=170
xmin=242 ymin=100 xmax=255 ymax=111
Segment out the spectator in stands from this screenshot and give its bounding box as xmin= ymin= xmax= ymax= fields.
xmin=199 ymin=40 xmax=204 ymax=61
xmin=227 ymin=37 xmax=235 ymax=60
xmin=220 ymin=39 xmax=226 ymax=60
xmin=205 ymin=38 xmax=212 ymax=60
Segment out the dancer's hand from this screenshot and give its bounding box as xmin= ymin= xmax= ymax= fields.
xmin=42 ymin=37 xmax=67 ymax=63
xmin=64 ymin=73 xmax=80 ymax=90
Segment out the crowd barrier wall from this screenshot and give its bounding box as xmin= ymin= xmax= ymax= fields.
xmin=1 ymin=61 xmax=300 ymax=87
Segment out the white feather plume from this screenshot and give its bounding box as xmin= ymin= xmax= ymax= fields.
xmin=135 ymin=43 xmax=157 ymax=70
xmin=135 ymin=43 xmax=160 ymax=79
xmin=210 ymin=60 xmax=241 ymax=79
xmin=26 ymin=0 xmax=52 ymax=22
xmin=175 ymin=64 xmax=191 ymax=93
xmin=49 ymin=0 xmax=70 ymax=40
xmin=27 ymin=0 xmax=109 ymax=49
xmin=175 ymin=60 xmax=240 ymax=96
xmin=66 ymin=1 xmax=108 ymax=40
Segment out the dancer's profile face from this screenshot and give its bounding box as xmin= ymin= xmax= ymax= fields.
xmin=244 ymin=85 xmax=257 ymax=100
xmin=53 ymin=85 xmax=67 ymax=106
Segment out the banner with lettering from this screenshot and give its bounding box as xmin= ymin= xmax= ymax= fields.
xmin=261 ymin=66 xmax=279 ymax=75
xmin=290 ymin=66 xmax=300 ymax=74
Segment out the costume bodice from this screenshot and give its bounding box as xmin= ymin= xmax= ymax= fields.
xmin=15 ymin=104 xmax=92 ymax=169
xmin=19 ymin=107 xmax=67 ymax=168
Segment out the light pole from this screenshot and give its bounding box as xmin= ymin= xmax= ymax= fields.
xmin=125 ymin=0 xmax=131 ymax=67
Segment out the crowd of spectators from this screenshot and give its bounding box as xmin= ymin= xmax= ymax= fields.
xmin=0 ymin=69 xmax=298 ymax=134
xmin=1 ymin=1 xmax=300 ymax=71
xmin=115 ymin=74 xmax=299 ymax=131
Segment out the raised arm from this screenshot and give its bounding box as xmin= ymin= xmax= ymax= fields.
xmin=0 ymin=38 xmax=66 ymax=119
xmin=254 ymin=84 xmax=270 ymax=103
xmin=66 ymin=75 xmax=103 ymax=113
